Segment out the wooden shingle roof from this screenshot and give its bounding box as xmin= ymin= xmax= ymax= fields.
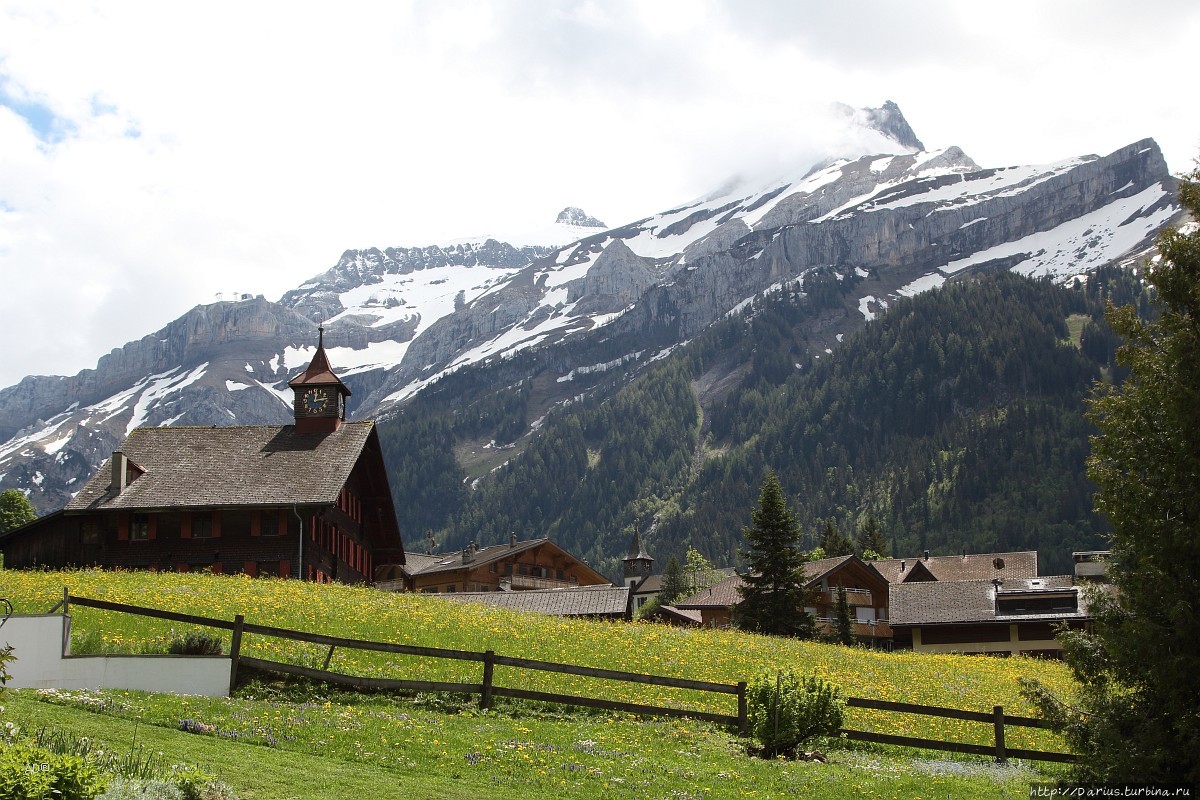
xmin=66 ymin=421 xmax=377 ymax=511
xmin=400 ymin=538 xmax=549 ymax=578
xmin=890 ymin=575 xmax=1089 ymax=626
xmin=871 ymin=551 xmax=1039 ymax=583
xmin=441 ymin=585 xmax=630 ymax=618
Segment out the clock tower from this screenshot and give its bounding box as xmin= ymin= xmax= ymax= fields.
xmin=288 ymin=327 xmax=351 ymax=434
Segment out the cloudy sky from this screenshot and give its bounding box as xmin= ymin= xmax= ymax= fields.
xmin=2 ymin=0 xmax=1198 ymax=389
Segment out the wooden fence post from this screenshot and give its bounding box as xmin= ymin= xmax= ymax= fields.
xmin=480 ymin=650 xmax=495 ymax=710
xmin=63 ymin=586 xmax=69 ymax=616
xmin=228 ymin=614 xmax=245 ymax=697
xmin=737 ymin=681 xmax=748 ymax=736
xmin=323 ymin=645 xmax=336 ymax=671
xmin=993 ymin=705 xmax=1006 ymax=763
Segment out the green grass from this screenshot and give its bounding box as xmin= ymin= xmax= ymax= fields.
xmin=0 ymin=568 xmax=1078 ymax=797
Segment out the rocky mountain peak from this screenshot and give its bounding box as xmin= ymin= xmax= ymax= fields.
xmin=864 ymin=100 xmax=925 ymax=151
xmin=556 ymin=207 xmax=607 ymax=229
xmin=832 ymin=100 xmax=925 ymax=152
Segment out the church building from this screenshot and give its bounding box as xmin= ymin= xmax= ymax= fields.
xmin=0 ymin=331 xmax=405 ymax=583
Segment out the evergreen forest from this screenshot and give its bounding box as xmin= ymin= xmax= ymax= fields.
xmin=377 ymin=266 xmax=1151 ymax=579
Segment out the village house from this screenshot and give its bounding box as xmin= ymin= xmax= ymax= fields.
xmin=670 ymin=554 xmax=893 ymax=646
xmin=889 ymin=575 xmax=1092 ymax=656
xmin=0 ymin=331 xmax=405 ymax=583
xmin=378 ymin=535 xmax=611 ymax=594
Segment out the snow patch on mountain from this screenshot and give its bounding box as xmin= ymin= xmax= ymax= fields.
xmin=943 ymin=182 xmax=1174 ymax=280
xmin=127 ymin=363 xmax=208 ymax=434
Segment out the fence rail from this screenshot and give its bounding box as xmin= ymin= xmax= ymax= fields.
xmin=61 ymin=591 xmax=1075 ymax=763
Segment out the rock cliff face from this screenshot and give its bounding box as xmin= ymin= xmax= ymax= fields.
xmin=0 ymin=104 xmax=1183 ymax=515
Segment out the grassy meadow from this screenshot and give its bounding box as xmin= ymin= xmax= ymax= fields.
xmin=0 ymin=568 xmax=1076 ymax=798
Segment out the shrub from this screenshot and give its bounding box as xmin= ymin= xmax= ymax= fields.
xmin=167 ymin=631 xmax=223 ymax=656
xmin=0 ymin=739 xmax=108 ymax=800
xmin=746 ymin=670 xmax=844 ymax=758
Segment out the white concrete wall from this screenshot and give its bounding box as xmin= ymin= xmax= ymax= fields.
xmin=1 ymin=614 xmax=229 ymax=697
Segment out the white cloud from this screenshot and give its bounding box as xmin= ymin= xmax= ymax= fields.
xmin=1 ymin=0 xmax=1199 ymax=387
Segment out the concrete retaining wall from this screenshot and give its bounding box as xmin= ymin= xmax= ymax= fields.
xmin=0 ymin=614 xmax=229 ymax=697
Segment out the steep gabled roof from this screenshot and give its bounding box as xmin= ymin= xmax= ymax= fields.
xmin=401 ymin=538 xmax=548 ymax=578
xmin=441 ymin=585 xmax=629 ymax=617
xmin=66 ymin=422 xmax=377 ymax=511
xmin=871 ymin=551 xmax=1039 ymax=583
xmin=399 ymin=538 xmax=610 ymax=585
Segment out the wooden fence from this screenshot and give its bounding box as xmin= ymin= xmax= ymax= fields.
xmin=61 ymin=592 xmax=1075 ymax=763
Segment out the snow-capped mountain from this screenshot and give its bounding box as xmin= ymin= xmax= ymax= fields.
xmin=0 ymin=103 xmax=1182 ymax=513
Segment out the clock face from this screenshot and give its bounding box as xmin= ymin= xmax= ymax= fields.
xmin=302 ymin=387 xmax=333 ymax=415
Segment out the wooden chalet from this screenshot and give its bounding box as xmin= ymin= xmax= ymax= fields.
xmin=0 ymin=330 xmax=404 ymax=583
xmin=673 ymin=555 xmax=893 ymax=645
xmin=378 ymin=535 xmax=610 ymax=594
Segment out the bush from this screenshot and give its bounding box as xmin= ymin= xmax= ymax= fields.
xmin=0 ymin=739 xmax=108 ymax=800
xmin=746 ymin=670 xmax=844 ymax=758
xmin=167 ymin=631 xmax=223 ymax=656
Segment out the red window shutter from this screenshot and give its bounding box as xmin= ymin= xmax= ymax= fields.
xmin=280 ymin=511 xmax=289 ymax=538
xmin=250 ymin=511 xmax=261 ymax=537
xmin=117 ymin=514 xmax=129 ymax=541
xmin=176 ymin=563 xmax=189 ymax=573
xmin=244 ymin=561 xmax=258 ymax=577
xmin=181 ymin=514 xmax=193 ymax=539
xmin=212 ymin=562 xmax=222 ymax=574
xmin=148 ymin=516 xmax=157 ymax=541
xmin=279 ymin=560 xmax=291 ymax=579
xmin=211 ymin=512 xmax=222 ymax=539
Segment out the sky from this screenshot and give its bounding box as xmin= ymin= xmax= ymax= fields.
xmin=2 ymin=0 xmax=1198 ymax=389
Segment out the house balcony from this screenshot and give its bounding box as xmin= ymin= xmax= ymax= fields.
xmin=818 ymin=587 xmax=875 ymax=607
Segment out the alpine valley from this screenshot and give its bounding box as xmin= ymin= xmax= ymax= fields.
xmin=0 ymin=103 xmax=1184 ymax=578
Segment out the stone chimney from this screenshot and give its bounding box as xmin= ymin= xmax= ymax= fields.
xmin=510 ymin=532 xmax=517 ymax=548
xmin=463 ymin=541 xmax=477 ymax=563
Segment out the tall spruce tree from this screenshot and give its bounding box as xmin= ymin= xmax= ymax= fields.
xmin=735 ymin=471 xmax=817 ymax=638
xmin=819 ymin=519 xmax=855 ymax=558
xmin=658 ymin=555 xmax=689 ymax=606
xmin=1023 ymin=165 xmax=1200 ymax=784
xmin=857 ymin=516 xmax=889 ymax=559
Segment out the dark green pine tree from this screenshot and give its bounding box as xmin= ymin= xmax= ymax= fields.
xmin=819 ymin=519 xmax=855 ymax=558
xmin=857 ymin=516 xmax=889 ymax=559
xmin=1023 ymin=163 xmax=1200 ymax=785
xmin=735 ymin=471 xmax=817 ymax=638
xmin=658 ymin=555 xmax=689 ymax=606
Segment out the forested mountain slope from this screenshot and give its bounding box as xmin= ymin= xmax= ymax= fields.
xmin=381 ymin=268 xmax=1146 ymax=578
